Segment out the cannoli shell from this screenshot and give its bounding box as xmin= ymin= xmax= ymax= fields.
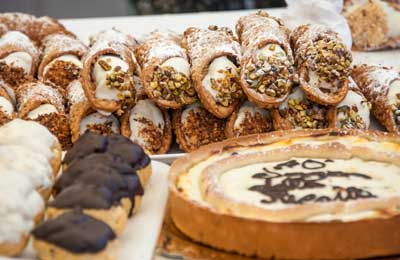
xmin=0 ymin=86 xmax=15 ymax=126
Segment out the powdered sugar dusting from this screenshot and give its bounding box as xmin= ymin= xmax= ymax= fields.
xmin=17 ymin=82 xmax=65 ymax=112
xmin=42 ymin=33 xmax=87 ymax=58
xmin=67 ymin=79 xmax=87 ymax=106
xmin=0 ymin=31 xmax=39 ymax=58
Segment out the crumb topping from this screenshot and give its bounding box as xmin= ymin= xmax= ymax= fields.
xmin=0 ymin=61 xmax=30 ymax=87
xmin=182 ymin=108 xmax=225 ymax=150
xmin=32 ymin=112 xmax=71 ymax=149
xmin=236 ymin=111 xmax=272 ymax=136
xmin=136 ymin=117 xmax=163 ymax=154
xmin=86 ymin=121 xmax=115 ymax=136
xmin=44 ymin=60 xmax=80 ymax=88
xmin=210 ymin=67 xmax=242 ymax=106
xmin=150 ymin=66 xmax=195 ymax=104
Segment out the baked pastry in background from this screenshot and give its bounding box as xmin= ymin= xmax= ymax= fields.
xmin=0 ymin=86 xmax=15 ymax=125
xmin=172 ymin=103 xmax=226 ymax=152
xmin=121 ymin=99 xmax=172 ymax=154
xmin=291 ymin=24 xmax=352 ymax=105
xmin=352 ymin=64 xmax=400 ymax=133
xmin=183 ymin=26 xmax=242 ymax=118
xmin=237 ymin=11 xmax=296 ymax=108
xmin=344 ymin=0 xmax=400 ymax=50
xmin=32 ymin=210 xmax=118 ymax=260
xmin=136 ymin=30 xmax=196 ymax=109
xmin=169 ymin=129 xmax=400 ymax=259
xmin=225 ymin=100 xmax=273 ymax=138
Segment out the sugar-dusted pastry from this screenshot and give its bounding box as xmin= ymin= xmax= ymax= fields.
xmin=170 ymin=129 xmax=400 ymax=260
xmin=272 ymin=86 xmax=332 ymax=130
xmin=38 ymin=34 xmax=87 ymax=89
xmin=328 ymin=77 xmax=370 ymax=129
xmin=344 ymin=0 xmax=400 ymax=50
xmin=236 ymin=11 xmax=296 ymax=108
xmin=0 ymin=119 xmax=62 ymax=176
xmin=225 ymin=100 xmax=273 ymax=138
xmin=82 ymin=29 xmax=138 ymax=115
xmin=0 ymin=86 xmax=15 ymax=125
xmin=32 ymin=210 xmax=118 ymax=260
xmin=352 ymin=64 xmax=400 ymax=133
xmin=183 ymin=26 xmax=242 ymax=118
xmin=136 ymin=30 xmax=195 ymax=109
xmin=0 ymin=31 xmax=39 ymax=103
xmin=63 ymin=132 xmax=151 ymax=186
xmin=121 ymin=99 xmax=172 ymax=154
xmin=16 ymin=81 xmax=71 ymax=149
xmin=68 ymin=80 xmax=120 ymax=143
xmin=0 ymin=145 xmax=54 ymax=201
xmin=0 ymin=172 xmax=44 ymax=257
xmin=172 ymin=103 xmax=226 ymax=152
xmin=291 ymin=24 xmax=352 ymax=105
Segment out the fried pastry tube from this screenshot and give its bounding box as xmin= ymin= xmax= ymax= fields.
xmin=272 ymin=86 xmax=332 ymax=130
xmin=0 ymin=31 xmax=40 ymax=103
xmin=38 ymin=34 xmax=87 ymax=89
xmin=0 ymin=86 xmax=15 ymax=125
xmin=183 ymin=26 xmax=242 ymax=118
xmin=236 ymin=11 xmax=296 ymax=108
xmin=16 ymin=81 xmax=71 ymax=149
xmin=328 ymin=77 xmax=371 ymax=130
xmin=121 ymin=99 xmax=171 ymax=154
xmin=172 ymin=102 xmax=226 ymax=152
xmin=68 ymin=80 xmax=120 ymax=143
xmin=344 ymin=0 xmax=400 ymax=50
xmin=136 ymin=30 xmax=195 ymax=108
xmin=82 ymin=29 xmax=138 ymax=115
xmin=291 ymin=24 xmax=352 ymax=105
xmin=225 ymin=100 xmax=273 ymax=138
xmin=352 ymin=65 xmax=400 ymax=133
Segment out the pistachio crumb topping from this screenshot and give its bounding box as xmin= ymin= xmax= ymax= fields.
xmin=337 ymin=105 xmax=365 ymax=129
xmin=150 ymin=66 xmax=195 ymax=104
xmin=244 ymin=44 xmax=293 ymax=97
xmin=210 ymin=67 xmax=242 ymax=107
xmin=279 ymin=98 xmax=328 ymax=129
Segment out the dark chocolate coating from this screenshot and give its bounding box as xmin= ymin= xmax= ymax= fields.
xmin=63 ymin=132 xmax=108 ymax=164
xmin=32 ymin=210 xmax=116 ymax=253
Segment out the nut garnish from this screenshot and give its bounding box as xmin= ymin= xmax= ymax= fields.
xmin=236 ymin=111 xmax=272 ymax=136
xmin=210 ymin=67 xmax=243 ymax=107
xmin=150 ymin=66 xmax=195 ymax=104
xmin=136 ymin=117 xmax=163 ymax=154
xmin=44 ymin=60 xmax=80 ymax=88
xmin=98 ymin=60 xmax=112 ymax=71
xmin=337 ymin=104 xmax=365 ymax=129
xmin=244 ymin=45 xmax=293 ymax=97
xmin=279 ymin=97 xmax=328 ymax=129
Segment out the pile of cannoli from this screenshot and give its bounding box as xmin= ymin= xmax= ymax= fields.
xmin=0 ymin=11 xmax=398 ymax=156
xmin=31 ymin=131 xmax=151 ymax=260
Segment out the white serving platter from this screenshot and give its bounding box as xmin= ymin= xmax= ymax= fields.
xmin=6 ymin=161 xmax=170 ymax=260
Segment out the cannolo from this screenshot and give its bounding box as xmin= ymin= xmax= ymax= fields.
xmin=183 ymin=26 xmax=242 ymax=118
xmin=32 ymin=210 xmax=118 ymax=260
xmin=0 ymin=85 xmax=15 ymax=125
xmin=68 ymin=80 xmax=120 ymax=143
xmin=352 ymin=65 xmax=400 ymax=133
xmin=0 ymin=172 xmax=44 ymax=257
xmin=236 ymin=11 xmax=296 ymax=108
xmin=136 ymin=30 xmax=195 ymax=109
xmin=225 ymin=100 xmax=273 ymax=138
xmin=38 ymin=34 xmax=87 ymax=89
xmin=0 ymin=145 xmax=54 ymax=201
xmin=121 ymin=99 xmax=172 ymax=154
xmin=81 ymin=29 xmax=139 ymax=115
xmin=0 ymin=31 xmax=39 ymax=103
xmin=290 ymin=24 xmax=352 ymax=105
xmin=0 ymin=119 xmax=62 ymax=177
xmin=344 ymin=0 xmax=400 ymax=50
xmin=16 ymin=81 xmax=71 ymax=149
xmin=328 ymin=77 xmax=371 ymax=129
xmin=172 ymin=102 xmax=226 ymax=152
xmin=272 ymin=86 xmax=332 ymax=130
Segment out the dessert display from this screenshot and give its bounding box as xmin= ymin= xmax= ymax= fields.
xmin=136 ymin=30 xmax=196 ymax=109
xmin=225 ymin=100 xmax=273 ymax=138
xmin=121 ymin=99 xmax=172 ymax=154
xmin=169 ymin=129 xmax=400 ymax=259
xmin=0 ymin=86 xmax=15 ymax=125
xmin=291 ymin=24 xmax=352 ymax=105
xmin=0 ymin=119 xmax=61 ymax=257
xmin=172 ymin=103 xmax=226 ymax=152
xmin=352 ymin=65 xmax=400 ymax=133
xmin=236 ymin=11 xmax=296 ymax=108
xmin=183 ymin=26 xmax=242 ymax=118
xmin=344 ymin=0 xmax=400 ymax=51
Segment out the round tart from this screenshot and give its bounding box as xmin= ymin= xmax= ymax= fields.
xmin=169 ymin=129 xmax=400 ymax=260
